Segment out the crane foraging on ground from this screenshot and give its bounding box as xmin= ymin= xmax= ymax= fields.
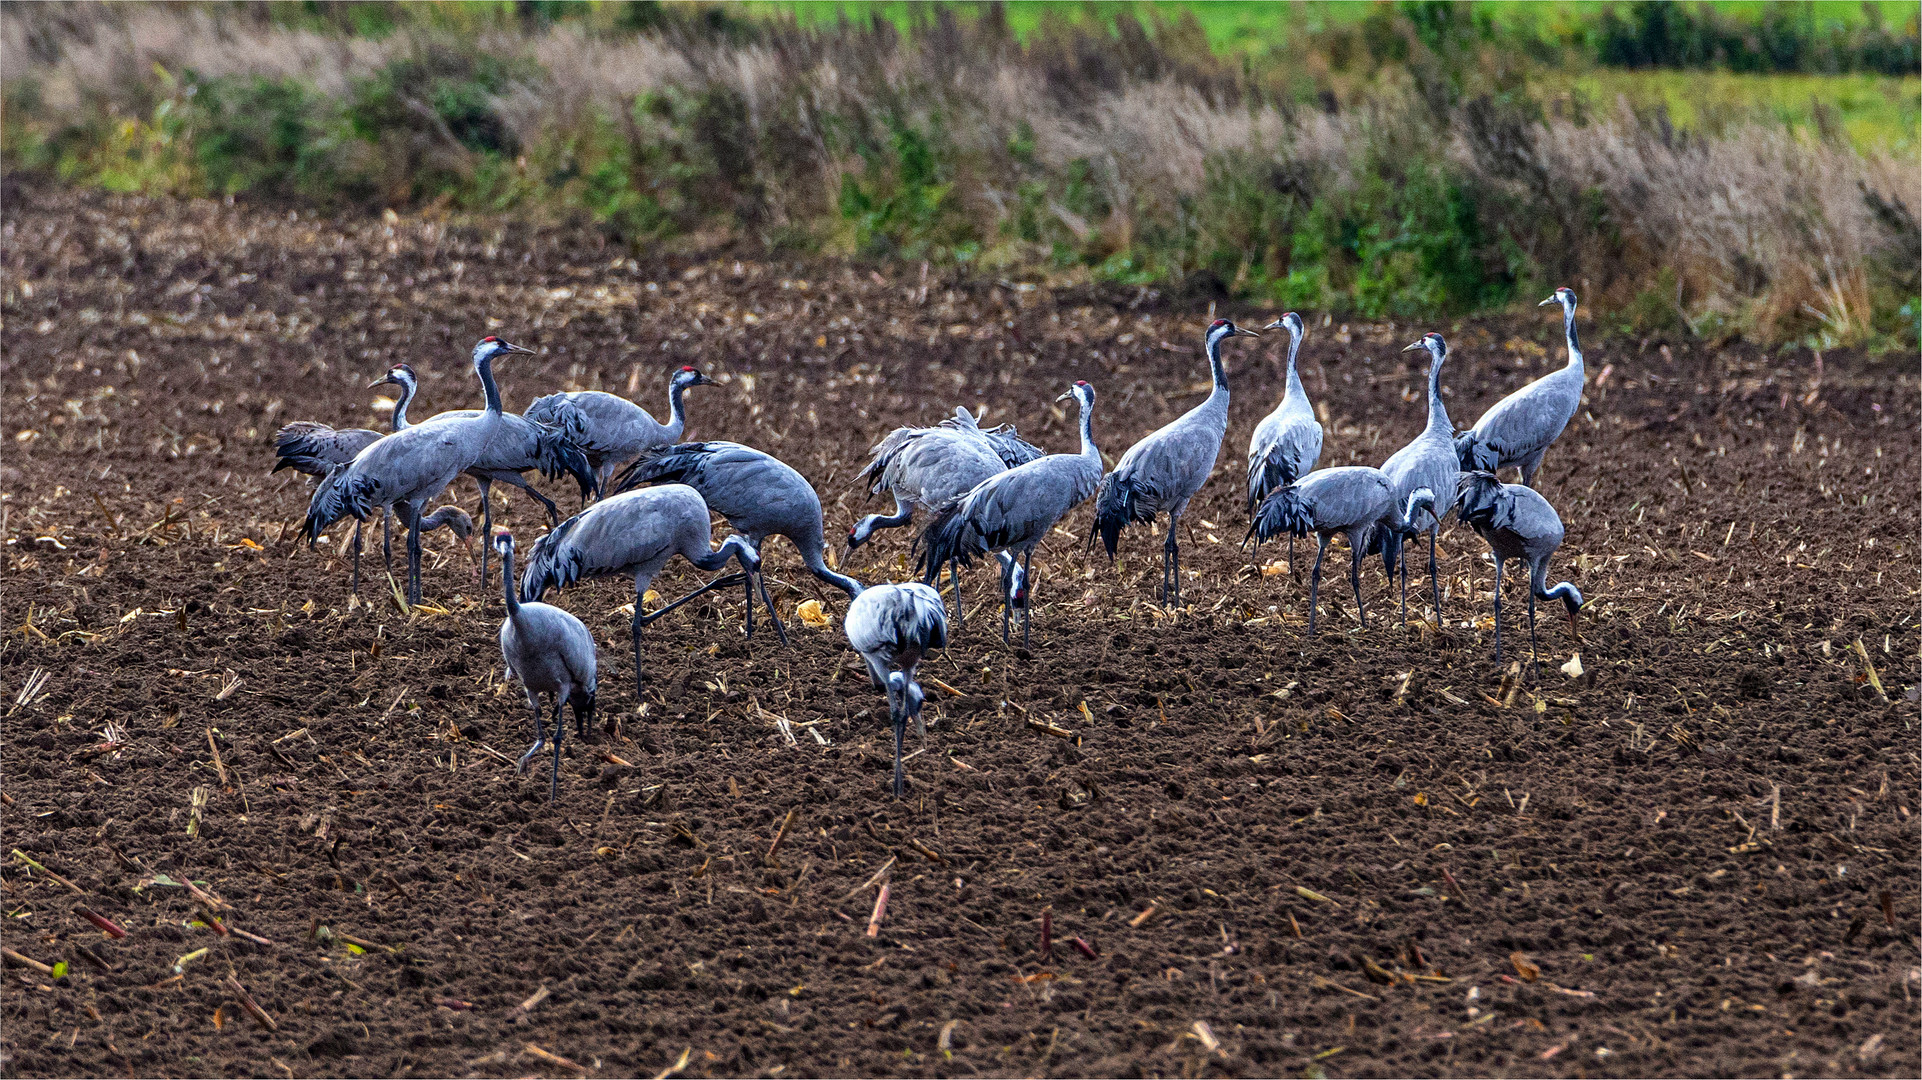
xmin=523 ymin=367 xmax=715 ymax=496
xmin=300 ymin=337 xmax=532 ymax=604
xmin=850 ymin=406 xmax=1042 ymax=624
xmin=916 ymin=381 xmax=1103 ymax=647
xmin=1092 ymin=318 xmax=1260 ymax=609
xmin=1381 ymin=332 xmax=1461 ymax=625
xmin=1247 ymin=465 xmax=1398 ymax=637
xmin=1455 ymin=471 xmax=1585 ymax=674
xmin=1454 ymin=287 xmax=1585 ymax=487
xmin=274 ymin=364 xmax=429 ymax=594
xmin=517 ymin=485 xmax=764 ymax=699
xmin=1244 ymin=312 xmax=1323 ymax=581
xmin=844 ymin=581 xmax=947 ymax=798
xmin=612 ymin=441 xmax=864 ymax=643
xmin=494 ymin=529 xmax=597 ymax=802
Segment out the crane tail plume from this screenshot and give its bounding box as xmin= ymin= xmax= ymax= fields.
xmin=1089 ymin=475 xmax=1151 ymax=560
xmin=298 ymin=464 xmax=374 ymax=548
xmin=517 ymin=514 xmax=586 ymax=602
xmin=1248 ymin=484 xmax=1311 ymax=545
xmin=913 ymin=505 xmax=982 ymax=584
xmin=610 ymin=442 xmax=706 ymax=496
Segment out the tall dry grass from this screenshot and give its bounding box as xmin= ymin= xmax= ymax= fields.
xmin=3 ymin=3 xmax=1913 ymax=345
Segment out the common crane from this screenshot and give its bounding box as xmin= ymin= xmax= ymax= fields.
xmin=1455 ymin=471 xmax=1585 ymax=673
xmin=916 ymin=382 xmax=1103 ymax=647
xmin=494 ymin=529 xmax=597 ymax=802
xmin=844 ymin=581 xmax=947 ymax=798
xmin=1454 ymin=288 xmax=1585 ymax=487
xmin=1382 ymin=333 xmax=1460 ymax=625
xmin=1092 ymin=318 xmax=1260 ymax=609
xmin=1244 ymin=312 xmax=1323 ymax=581
xmin=1247 ymin=466 xmax=1397 ymax=637
xmin=523 ymin=367 xmax=714 ymax=495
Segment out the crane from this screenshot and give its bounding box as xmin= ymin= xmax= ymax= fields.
xmin=1092 ymin=318 xmax=1260 ymax=609
xmin=517 ymin=485 xmax=764 ymax=698
xmin=850 ymin=406 xmax=1042 ymax=623
xmin=1244 ymin=312 xmax=1323 ymax=582
xmin=1454 ymin=288 xmax=1585 ymax=487
xmin=611 ymin=441 xmax=864 ymax=643
xmin=1247 ymin=465 xmax=1398 ymax=637
xmin=1455 ymin=471 xmax=1585 ymax=674
xmin=915 ymin=382 xmax=1103 ymax=647
xmin=493 ymin=529 xmax=597 ymax=802
xmin=300 ymin=337 xmax=531 ymax=604
xmin=1381 ymin=332 xmax=1460 ymax=625
xmin=523 ymin=367 xmax=714 ymax=495
xmin=844 ymin=581 xmax=947 ymax=798
xmin=273 ymin=364 xmax=420 ymax=594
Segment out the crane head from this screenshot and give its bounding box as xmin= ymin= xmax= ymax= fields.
xmin=1259 ymin=312 xmax=1304 ymax=338
xmin=673 ymin=365 xmax=715 ymax=389
xmin=1402 ymin=332 xmax=1446 ymax=360
xmin=1206 ymin=318 xmax=1260 ymax=347
xmin=491 ymin=527 xmax=515 ymax=558
xmin=1053 ymin=380 xmax=1095 ymax=407
xmin=473 ymin=336 xmax=535 ymax=364
xmin=1540 ymin=286 xmax=1577 ymax=310
xmin=368 ymin=363 xmax=417 ymax=390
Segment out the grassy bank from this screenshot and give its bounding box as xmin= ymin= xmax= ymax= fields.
xmin=2 ymin=2 xmax=1915 ymax=348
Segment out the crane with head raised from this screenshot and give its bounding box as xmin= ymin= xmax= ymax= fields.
xmin=1091 ymin=318 xmax=1260 ymax=609
xmin=915 ymin=381 xmax=1103 ymax=647
xmin=1381 ymin=332 xmax=1461 ymax=625
xmin=1245 ymin=312 xmax=1323 ymax=581
xmin=1454 ymin=288 xmax=1585 ymax=487
xmin=523 ymin=366 xmax=714 ymax=495
xmin=494 ymin=529 xmax=597 ymax=802
xmin=517 ymin=484 xmax=765 ymax=699
xmin=844 ymin=581 xmax=947 ymax=798
xmin=1455 ymin=471 xmax=1585 ymax=674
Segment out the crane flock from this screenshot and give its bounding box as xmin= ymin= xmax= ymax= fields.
xmin=274 ymin=294 xmax=1594 ymax=800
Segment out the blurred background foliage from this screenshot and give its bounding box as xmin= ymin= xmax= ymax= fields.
xmin=2 ymin=1 xmax=1915 ymax=348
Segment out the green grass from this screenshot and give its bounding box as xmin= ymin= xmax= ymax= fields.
xmin=1533 ymin=68 xmax=1921 ymax=153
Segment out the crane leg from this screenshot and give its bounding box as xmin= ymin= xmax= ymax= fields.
xmin=548 ymin=699 xmax=564 ymax=803
xmin=526 ymin=485 xmax=560 ymax=527
xmin=1162 ymin=517 xmax=1181 ymax=609
xmin=351 ymin=519 xmax=363 ymax=596
xmin=1526 ymin=588 xmax=1541 ymax=682
xmin=1350 ymin=540 xmax=1367 ymax=630
xmin=1428 ymin=526 xmax=1441 ymax=624
xmin=406 ymin=505 xmax=424 ymax=606
xmin=1022 ymin=549 xmax=1034 ymax=650
xmin=477 ymin=479 xmax=493 ymax=586
xmin=1398 ymin=531 xmax=1409 ymax=625
xmin=754 ymin=571 xmax=790 ymax=647
xmin=631 ymin=599 xmax=646 ymax=699
xmin=886 ymin=679 xmax=907 ymax=799
xmin=743 ymin=572 xmax=755 ymax=643
xmin=951 ymin=558 xmax=964 ymax=630
xmin=382 ymin=509 xmax=393 ymax=574
xmin=576 ymin=691 xmax=593 ymax=739
xmin=1307 ymin=534 xmax=1329 ymax=638
xmin=517 ymin=697 xmax=547 ymax=775
xmin=1001 ymin=580 xmax=1012 ymax=646
xmin=1289 ymin=534 xmax=1298 ymax=584
xmin=1492 ymin=558 xmax=1503 ymax=666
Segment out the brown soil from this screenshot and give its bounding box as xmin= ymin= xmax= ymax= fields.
xmin=3 ymin=186 xmax=1918 ymax=1079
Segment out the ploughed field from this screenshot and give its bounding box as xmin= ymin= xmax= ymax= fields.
xmin=2 ymin=186 xmax=1917 ymax=1078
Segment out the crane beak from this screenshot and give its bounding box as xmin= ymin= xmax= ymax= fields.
xmin=499 ymin=340 xmax=536 ymax=355
xmin=1259 ymin=319 xmax=1286 ymax=332
xmin=1054 ymin=389 xmax=1075 ymax=403
xmin=1539 ymin=295 xmax=1559 ymax=307
xmin=1402 ymin=339 xmax=1425 ymax=352
xmin=1234 ymin=326 xmax=1261 ymax=338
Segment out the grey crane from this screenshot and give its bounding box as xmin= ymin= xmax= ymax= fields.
xmin=915 ymin=381 xmax=1103 ymax=647
xmin=1454 ymin=288 xmax=1586 ymax=487
xmin=300 ymin=337 xmax=531 ymax=604
xmin=611 ymin=441 xmax=864 ymax=643
xmin=1091 ymin=318 xmax=1260 ymax=609
xmin=274 ymin=365 xmax=429 ymax=594
xmin=408 ymin=381 xmax=596 ymax=585
xmin=517 ymin=484 xmax=764 ymax=699
xmin=1381 ymin=332 xmax=1461 ymax=625
xmin=849 ymin=406 xmax=1042 ymax=622
xmin=523 ymin=367 xmax=715 ymax=495
xmin=1244 ymin=312 xmax=1323 ymax=581
xmin=1454 ymin=471 xmax=1585 ymax=673
xmin=844 ymin=581 xmax=947 ymax=798
xmin=1247 ymin=465 xmax=1398 ymax=637
xmin=493 ymin=529 xmax=597 ymax=802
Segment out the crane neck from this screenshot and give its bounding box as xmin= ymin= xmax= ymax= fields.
xmin=1205 ymin=331 xmax=1231 ymax=396
xmin=390 ymin=378 xmax=417 ymax=431
xmin=476 ymin=352 xmax=504 ymax=416
xmin=1281 ymin=328 xmax=1307 ymax=404
xmin=1424 ymin=347 xmax=1451 ymax=434
xmin=665 ymin=379 xmax=690 ymax=440
xmin=500 ymin=543 xmax=521 ymax=617
xmin=804 ymin=546 xmax=864 ymax=600
xmin=1561 ymin=302 xmax=1584 ymax=373
xmin=1076 ymin=394 xmax=1101 ymax=464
